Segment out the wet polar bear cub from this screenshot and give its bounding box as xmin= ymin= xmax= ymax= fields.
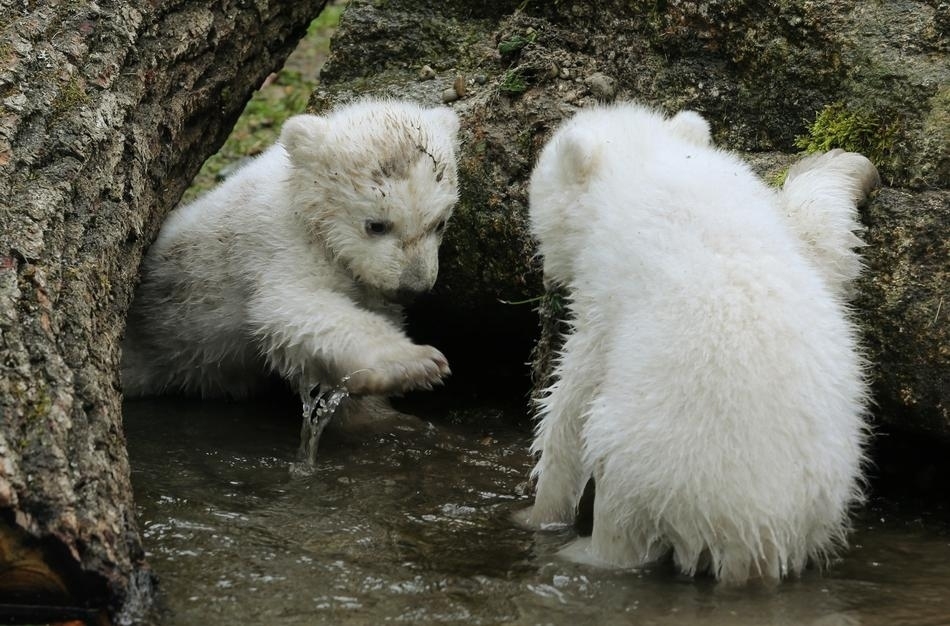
xmin=523 ymin=102 xmax=879 ymax=584
xmin=123 ymin=99 xmax=459 ymax=399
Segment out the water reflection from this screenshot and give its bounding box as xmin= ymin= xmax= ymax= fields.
xmin=124 ymin=398 xmax=950 ymax=626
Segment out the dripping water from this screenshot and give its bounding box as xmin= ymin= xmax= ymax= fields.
xmin=289 ymin=377 xmax=350 ymax=477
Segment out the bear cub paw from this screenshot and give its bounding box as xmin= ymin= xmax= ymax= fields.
xmin=346 ymin=344 xmax=451 ymax=396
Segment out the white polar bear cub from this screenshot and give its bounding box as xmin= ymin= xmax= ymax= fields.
xmin=523 ymin=102 xmax=878 ymax=584
xmin=122 ymin=99 xmax=460 ymax=399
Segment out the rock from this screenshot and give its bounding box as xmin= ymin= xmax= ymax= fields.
xmin=453 ymin=74 xmax=468 ymax=98
xmin=585 ymin=72 xmax=616 ymax=101
xmin=315 ymin=0 xmax=949 ymax=443
xmin=856 ymin=188 xmax=949 ymax=440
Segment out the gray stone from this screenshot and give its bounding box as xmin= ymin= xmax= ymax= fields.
xmin=585 ymin=72 xmax=616 ymax=101
xmin=315 ymin=0 xmax=949 ymax=442
xmin=441 ymin=86 xmax=459 ymax=102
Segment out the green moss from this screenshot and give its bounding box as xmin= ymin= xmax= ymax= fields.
xmin=28 ymin=391 xmax=51 ymax=422
xmin=52 ymin=75 xmax=90 ymax=114
xmin=767 ymin=168 xmax=790 ymax=188
xmin=0 ymin=42 xmax=13 ymax=63
xmin=920 ymin=86 xmax=950 ymax=186
xmin=499 ymin=69 xmax=528 ymax=95
xmin=795 ymin=102 xmax=900 ymax=172
xmin=10 ymin=380 xmax=52 ymax=426
xmin=516 ymin=127 xmax=534 ymax=158
xmin=497 ymin=32 xmax=536 ymax=57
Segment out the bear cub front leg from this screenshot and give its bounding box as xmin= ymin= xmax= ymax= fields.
xmin=122 ymin=99 xmax=461 ymax=400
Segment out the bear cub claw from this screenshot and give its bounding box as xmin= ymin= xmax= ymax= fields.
xmin=346 ymin=344 xmax=451 ymax=396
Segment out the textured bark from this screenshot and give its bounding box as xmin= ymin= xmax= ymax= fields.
xmin=0 ymin=0 xmax=325 ymax=619
xmin=315 ymin=0 xmax=948 ymax=440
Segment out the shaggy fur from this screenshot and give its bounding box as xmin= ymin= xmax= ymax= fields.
xmin=122 ymin=99 xmax=460 ymax=399
xmin=781 ymin=149 xmax=879 ymax=296
xmin=521 ymin=102 xmax=876 ymax=584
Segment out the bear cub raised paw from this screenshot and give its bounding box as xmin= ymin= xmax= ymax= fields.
xmin=122 ymin=99 xmax=460 ymax=400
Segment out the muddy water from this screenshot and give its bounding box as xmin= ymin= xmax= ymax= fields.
xmin=124 ymin=399 xmax=950 ymax=626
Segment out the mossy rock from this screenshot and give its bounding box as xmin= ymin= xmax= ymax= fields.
xmin=313 ymin=0 xmax=949 ymax=439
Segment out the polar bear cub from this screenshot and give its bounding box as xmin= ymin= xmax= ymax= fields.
xmin=123 ymin=99 xmax=459 ymax=399
xmin=523 ymin=102 xmax=877 ymax=584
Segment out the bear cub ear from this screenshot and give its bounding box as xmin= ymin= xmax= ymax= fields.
xmin=667 ymin=110 xmax=712 ymax=147
xmin=554 ymin=130 xmax=602 ymax=187
xmin=425 ymin=107 xmax=461 ymax=138
xmin=280 ymin=114 xmax=329 ymax=160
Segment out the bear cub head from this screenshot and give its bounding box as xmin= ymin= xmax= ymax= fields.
xmin=528 ymin=104 xmax=710 ymax=287
xmin=280 ymin=99 xmax=460 ymax=304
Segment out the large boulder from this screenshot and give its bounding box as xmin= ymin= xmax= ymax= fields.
xmin=313 ymin=0 xmax=948 ymax=440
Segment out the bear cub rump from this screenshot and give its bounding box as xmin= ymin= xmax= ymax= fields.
xmin=123 ymin=99 xmax=460 ymax=400
xmin=523 ymin=102 xmax=877 ymax=584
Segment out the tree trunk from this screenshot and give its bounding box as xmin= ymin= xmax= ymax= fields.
xmin=0 ymin=0 xmax=326 ymax=620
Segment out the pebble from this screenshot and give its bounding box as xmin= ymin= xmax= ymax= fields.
xmin=418 ymin=64 xmax=436 ymax=80
xmin=441 ymin=87 xmax=459 ymax=103
xmin=453 ymin=74 xmax=467 ymax=98
xmin=586 ymin=72 xmax=617 ymax=101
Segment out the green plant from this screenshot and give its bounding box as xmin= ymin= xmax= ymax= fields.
xmin=499 ymin=69 xmax=528 ymax=95
xmin=767 ymin=168 xmax=789 ymax=188
xmin=795 ymin=102 xmax=900 ymax=169
xmin=52 ymin=75 xmax=89 ymax=114
xmin=497 ymin=32 xmax=536 ymax=57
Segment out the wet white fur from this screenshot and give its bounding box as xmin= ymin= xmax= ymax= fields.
xmin=123 ymin=99 xmax=459 ymax=398
xmin=522 ymin=102 xmax=877 ymax=584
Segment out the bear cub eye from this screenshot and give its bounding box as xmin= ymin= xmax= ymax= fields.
xmin=365 ymin=219 xmax=393 ymax=236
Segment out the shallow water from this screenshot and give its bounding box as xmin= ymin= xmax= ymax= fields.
xmin=124 ymin=398 xmax=950 ymax=626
